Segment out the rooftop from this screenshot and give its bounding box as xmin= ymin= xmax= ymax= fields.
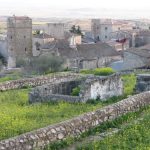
xmin=126 ymin=44 xmax=150 ymax=58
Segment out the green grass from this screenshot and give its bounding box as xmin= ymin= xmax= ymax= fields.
xmin=80 ymin=68 xmax=115 ymax=76
xmin=45 ymin=106 xmax=150 ymax=150
xmin=122 ymin=74 xmax=136 ymax=95
xmin=77 ymin=106 xmax=150 ymax=150
xmin=0 ymin=89 xmax=105 ymax=140
xmin=0 ymin=74 xmax=136 ymax=140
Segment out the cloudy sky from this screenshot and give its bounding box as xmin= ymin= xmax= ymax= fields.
xmin=0 ymin=0 xmax=150 ymax=18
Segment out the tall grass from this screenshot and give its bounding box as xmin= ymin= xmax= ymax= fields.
xmin=0 ymin=74 xmax=136 ymax=140
xmin=77 ymin=107 xmax=150 ymax=150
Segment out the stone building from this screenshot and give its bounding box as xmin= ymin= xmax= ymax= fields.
xmin=7 ymin=16 xmax=32 ymax=68
xmin=122 ymin=44 xmax=150 ymax=70
xmin=32 ymin=33 xmax=55 ymax=56
xmin=45 ymin=23 xmax=65 ymax=39
xmin=91 ymin=19 xmax=133 ymax=42
xmin=41 ymin=40 xmax=120 ymax=70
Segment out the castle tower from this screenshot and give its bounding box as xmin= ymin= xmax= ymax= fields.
xmin=45 ymin=23 xmax=65 ymax=39
xmin=91 ymin=19 xmax=113 ymax=42
xmin=7 ymin=16 xmax=32 ymax=68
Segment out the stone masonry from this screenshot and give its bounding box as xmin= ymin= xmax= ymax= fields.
xmin=0 ymin=91 xmax=150 ymax=150
xmin=7 ymin=16 xmax=32 ymax=68
xmin=135 ymin=74 xmax=150 ymax=93
xmin=0 ymin=73 xmax=82 ymax=91
xmin=29 ymin=73 xmax=123 ymax=103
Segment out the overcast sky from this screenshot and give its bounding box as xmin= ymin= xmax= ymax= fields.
xmin=0 ymin=0 xmax=150 ymax=18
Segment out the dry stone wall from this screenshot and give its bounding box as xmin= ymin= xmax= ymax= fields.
xmin=0 ymin=73 xmax=82 ymax=91
xmin=0 ymin=91 xmax=150 ymax=150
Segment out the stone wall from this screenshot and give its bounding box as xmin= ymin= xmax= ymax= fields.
xmin=135 ymin=74 xmax=150 ymax=93
xmin=29 ymin=78 xmax=84 ymax=103
xmin=29 ymin=74 xmax=123 ymax=103
xmin=0 ymin=73 xmax=82 ymax=91
xmin=80 ymin=74 xmax=123 ymax=101
xmin=0 ymin=92 xmax=150 ymax=150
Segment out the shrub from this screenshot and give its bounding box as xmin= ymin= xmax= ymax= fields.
xmin=71 ymin=87 xmax=80 ymax=96
xmin=16 ymin=55 xmax=65 ymax=75
xmin=80 ymin=69 xmax=94 ymax=74
xmin=94 ymin=67 xmax=115 ymax=76
xmin=80 ymin=68 xmax=115 ymax=76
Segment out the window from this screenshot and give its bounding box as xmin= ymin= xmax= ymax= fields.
xmin=10 ymin=36 xmax=12 ymax=39
xmin=118 ymin=27 xmax=120 ymax=30
xmin=105 ymin=35 xmax=107 ymax=39
xmin=24 ymin=36 xmax=26 ymax=38
xmin=25 ymin=48 xmax=27 ymax=52
xmin=105 ymin=27 xmax=108 ymax=30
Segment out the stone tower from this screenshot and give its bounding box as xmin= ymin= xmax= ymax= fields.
xmin=91 ymin=19 xmax=101 ymax=41
xmin=7 ymin=16 xmax=32 ymax=68
xmin=45 ymin=23 xmax=65 ymax=39
xmin=91 ymin=19 xmax=113 ymax=42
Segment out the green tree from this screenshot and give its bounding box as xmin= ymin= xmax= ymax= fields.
xmin=70 ymin=25 xmax=82 ymax=36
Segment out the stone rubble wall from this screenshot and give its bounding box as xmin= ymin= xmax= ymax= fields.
xmin=0 ymin=73 xmax=82 ymax=91
xmin=0 ymin=91 xmax=150 ymax=150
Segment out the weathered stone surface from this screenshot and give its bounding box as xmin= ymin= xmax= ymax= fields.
xmin=29 ymin=73 xmax=123 ymax=103
xmin=0 ymin=91 xmax=150 ymax=150
xmin=0 ymin=73 xmax=82 ymax=91
xmin=136 ymin=74 xmax=150 ymax=93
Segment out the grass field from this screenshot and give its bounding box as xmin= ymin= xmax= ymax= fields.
xmin=0 ymin=74 xmax=136 ymax=140
xmin=77 ymin=106 xmax=150 ymax=150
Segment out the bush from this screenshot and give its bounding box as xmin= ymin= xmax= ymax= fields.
xmin=94 ymin=67 xmax=115 ymax=76
xmin=16 ymin=55 xmax=65 ymax=75
xmin=80 ymin=69 xmax=94 ymax=74
xmin=71 ymin=87 xmax=80 ymax=96
xmin=80 ymin=68 xmax=115 ymax=76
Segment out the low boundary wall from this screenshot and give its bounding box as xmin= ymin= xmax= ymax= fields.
xmin=0 ymin=73 xmax=82 ymax=91
xmin=0 ymin=91 xmax=150 ymax=150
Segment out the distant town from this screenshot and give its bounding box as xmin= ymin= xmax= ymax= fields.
xmin=0 ymin=16 xmax=150 ymax=71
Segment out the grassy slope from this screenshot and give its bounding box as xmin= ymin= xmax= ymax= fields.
xmin=0 ymin=74 xmax=136 ymax=140
xmin=77 ymin=106 xmax=150 ymax=150
xmin=0 ymin=89 xmax=104 ymax=140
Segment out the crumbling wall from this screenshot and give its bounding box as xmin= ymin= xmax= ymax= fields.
xmin=29 ymin=74 xmax=123 ymax=103
xmin=0 ymin=92 xmax=150 ymax=150
xmin=135 ymin=74 xmax=150 ymax=93
xmin=81 ymin=74 xmax=123 ymax=101
xmin=29 ymin=79 xmax=84 ymax=103
xmin=0 ymin=73 xmax=82 ymax=91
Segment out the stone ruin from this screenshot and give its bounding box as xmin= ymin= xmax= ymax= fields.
xmin=29 ymin=73 xmax=123 ymax=103
xmin=135 ymin=74 xmax=150 ymax=93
